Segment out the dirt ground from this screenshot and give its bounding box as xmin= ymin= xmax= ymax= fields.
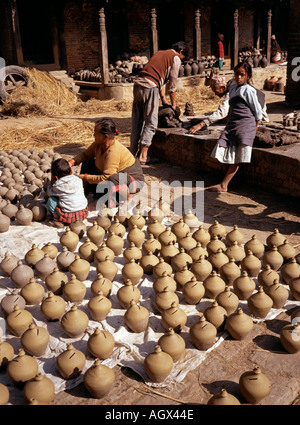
xmin=1 ymin=89 xmax=300 ymax=408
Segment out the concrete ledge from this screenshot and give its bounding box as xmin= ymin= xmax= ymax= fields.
xmin=150 ymin=127 xmax=300 ymax=198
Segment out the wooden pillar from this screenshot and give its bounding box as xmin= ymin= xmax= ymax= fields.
xmin=233 ymin=8 xmax=239 ymax=68
xmin=150 ymin=7 xmax=158 ymax=55
xmin=195 ymin=8 xmax=201 ymax=60
xmin=256 ymin=8 xmax=261 ymax=50
xmin=267 ymin=9 xmax=272 ymax=65
xmin=99 ymin=6 xmax=109 ymax=84
xmin=11 ymin=0 xmax=24 ymax=65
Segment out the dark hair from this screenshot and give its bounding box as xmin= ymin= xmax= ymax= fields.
xmin=94 ymin=117 xmax=117 ymax=138
xmin=51 ymin=158 xmax=71 ymax=179
xmin=218 ymin=33 xmax=224 ymax=41
xmin=234 ymin=61 xmax=252 ymax=81
xmin=171 ymin=41 xmax=189 ymax=59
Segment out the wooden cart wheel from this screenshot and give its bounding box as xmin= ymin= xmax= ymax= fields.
xmin=0 ymin=66 xmax=29 ymax=101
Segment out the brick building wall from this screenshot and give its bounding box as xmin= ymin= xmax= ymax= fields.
xmin=285 ymin=0 xmax=300 ymax=106
xmin=127 ymin=0 xmax=150 ymax=56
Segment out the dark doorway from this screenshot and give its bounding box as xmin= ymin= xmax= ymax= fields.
xmin=211 ymin=1 xmax=233 ymax=58
xmin=16 ymin=0 xmax=55 ymax=65
xmin=106 ymin=1 xmax=129 ymax=63
xmin=157 ymin=0 xmax=184 ymax=50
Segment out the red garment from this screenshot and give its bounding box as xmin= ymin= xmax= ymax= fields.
xmin=55 ymin=205 xmax=89 ymax=224
xmin=217 ymin=40 xmax=224 ymax=58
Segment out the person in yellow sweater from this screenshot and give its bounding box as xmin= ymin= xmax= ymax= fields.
xmin=68 ymin=118 xmax=144 ymax=207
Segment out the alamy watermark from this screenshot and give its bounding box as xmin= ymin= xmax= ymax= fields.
xmin=0 ymin=57 xmax=6 ymax=82
xmin=291 ymin=57 xmax=300 ymax=82
xmin=0 ymin=317 xmax=6 ymax=340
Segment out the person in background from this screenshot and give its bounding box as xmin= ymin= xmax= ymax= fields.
xmin=213 ymin=33 xmax=225 ymax=71
xmin=130 ymin=41 xmax=189 ymax=165
xmin=271 ymin=35 xmax=282 ymax=64
xmin=205 ymin=61 xmax=262 ymax=192
xmin=188 ymin=75 xmax=269 ymax=134
xmin=45 ymin=158 xmax=88 ymax=228
xmin=68 ymin=118 xmax=144 ymax=208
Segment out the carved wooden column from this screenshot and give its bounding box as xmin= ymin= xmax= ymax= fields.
xmin=11 ymin=0 xmax=24 ymax=65
xmin=99 ymin=6 xmax=109 ymax=84
xmin=267 ymin=9 xmax=272 ymax=65
xmin=195 ymin=8 xmax=201 ymax=60
xmin=233 ymin=8 xmax=239 ymax=68
xmin=150 ymin=7 xmax=158 ymax=55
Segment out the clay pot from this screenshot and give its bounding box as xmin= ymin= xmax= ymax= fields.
xmin=189 ymin=242 xmax=208 ymax=261
xmin=160 ymin=241 xmax=179 ymax=264
xmin=2 ymin=200 xmax=18 ymax=220
xmin=183 ymin=210 xmax=200 ymax=231
xmin=0 ymin=339 xmax=14 ymax=370
xmin=207 ymin=388 xmax=240 ymax=405
xmin=178 ymin=232 xmax=197 ymax=252
xmin=1 ymin=289 xmax=26 ymax=317
xmin=289 ymin=276 xmax=300 ymax=301
xmin=40 ymin=291 xmax=66 ymax=321
xmin=127 ymin=225 xmax=145 ymax=248
xmin=225 ymin=241 xmax=245 ymax=265
xmin=208 ymin=220 xmax=226 ymax=239
xmin=35 ymin=253 xmax=57 ymax=282
xmin=277 ymin=239 xmax=296 ymax=262
xmin=216 ymin=286 xmax=239 ymax=315
xmin=244 ymin=235 xmax=265 ymax=259
xmin=140 ymin=251 xmax=159 ymax=275
xmin=257 ymin=264 xmax=280 ymax=289
xmin=204 ymin=300 xmax=227 ymax=331
xmin=241 ymin=250 xmax=261 ymax=277
xmin=63 ymin=274 xmax=86 ymax=303
xmin=87 ymin=328 xmax=115 ymax=359
xmin=84 ymin=358 xmax=115 ymax=399
xmin=174 ymin=265 xmax=195 ymax=291
xmin=41 ymin=242 xmax=58 ymax=259
xmin=161 ymin=302 xmax=187 ymax=333
xmin=94 ymin=241 xmax=115 ymax=263
xmin=203 ymin=271 xmax=226 ymax=299
xmin=0 ymin=383 xmax=9 ymax=405
xmin=281 ymin=257 xmax=300 ymax=284
xmin=233 ymin=270 xmax=256 ymax=300
xmin=91 ymin=273 xmax=113 ymax=298
xmin=21 ymin=278 xmax=45 ymax=305
xmin=69 ymin=254 xmax=90 ymax=281
xmin=31 ymin=201 xmax=47 ymax=222
xmin=266 ymin=228 xmax=286 ymax=248
xmin=6 ymin=304 xmax=33 ymax=337
xmin=25 ymin=244 xmax=44 ymax=267
xmin=247 ymin=286 xmax=273 ymax=318
xmin=291 ymin=307 xmax=300 ymax=322
xmin=191 ymin=255 xmax=213 ymax=282
xmin=117 ymin=279 xmax=141 ymax=309
xmin=56 ymin=246 xmax=76 ymax=271
xmin=262 ymin=245 xmax=283 ymax=271
xmin=154 ymin=288 xmax=179 ymax=314
xmin=226 ymin=225 xmax=244 ymax=246
xmin=7 ymin=348 xmax=39 ymax=387
xmin=158 ymin=328 xmax=185 ymax=362
xmin=148 ymin=205 xmax=164 ymax=224
xmin=171 ymin=218 xmax=190 ymax=240
xmin=88 ymin=290 xmax=112 ymax=322
xmin=128 ymin=213 xmax=145 ymax=230
xmin=280 ymin=322 xmax=300 ymax=354
xmin=21 ymin=323 xmax=50 ymax=357
xmin=142 ymin=233 xmax=161 ymax=256
xmin=0 ymin=252 xmax=19 ymax=276
xmin=16 ymin=204 xmax=33 ymax=225
xmin=158 ymin=227 xmax=176 ymax=246
xmin=171 ymin=248 xmax=192 ymax=272
xmin=106 ymin=231 xmax=124 ymax=256
xmin=61 ymin=304 xmax=89 ymax=338
xmin=78 ymin=237 xmax=97 ymax=263
xmin=60 ymin=227 xmax=79 ymax=252
xmin=122 ymin=258 xmax=143 ymax=285
xmin=45 ymin=266 xmax=68 ymax=295
xmin=190 ymin=314 xmax=217 ymax=351
xmin=124 ymin=300 xmax=149 ymax=333
xmin=208 ymin=247 xmax=229 ymax=272
xmin=23 ymin=373 xmax=55 ymax=405
xmin=206 ymin=236 xmax=226 ymax=255
xmin=10 ymin=260 xmax=34 ymax=288
xmin=69 ymin=219 xmax=86 ymax=239
xmin=226 ymin=308 xmax=253 ymax=340
xmin=239 ymin=366 xmax=271 ymax=404
xmin=114 ymin=205 xmax=130 ymax=227
xmin=144 ymin=345 xmax=173 ymax=383
xmin=265 ymin=279 xmax=289 ymax=309
xmin=56 ymin=343 xmax=86 ymax=379
xmin=87 ymin=221 xmax=105 ymax=245
xmin=146 ymin=220 xmax=165 ymax=240
xmin=153 ymin=272 xmax=177 ymax=294
xmin=219 ymin=258 xmax=240 ymax=286
xmin=109 ymin=218 xmax=126 ymax=238
xmin=153 ymin=257 xmax=173 ymax=278
xmin=123 ymin=242 xmax=142 ymax=264
xmin=182 ymin=276 xmax=205 ymax=304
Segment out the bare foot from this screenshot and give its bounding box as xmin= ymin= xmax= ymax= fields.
xmin=46 ymin=219 xmax=64 ymax=228
xmin=205 ymin=184 xmax=228 ymax=192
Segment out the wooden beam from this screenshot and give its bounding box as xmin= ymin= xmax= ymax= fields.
xmin=150 ymin=7 xmax=158 ymax=55
xmin=267 ymin=9 xmax=272 ymax=65
xmin=195 ymin=8 xmax=201 ymax=60
xmin=11 ymin=0 xmax=24 ymax=65
xmin=233 ymin=8 xmax=239 ymax=68
xmin=99 ymin=6 xmax=109 ymax=84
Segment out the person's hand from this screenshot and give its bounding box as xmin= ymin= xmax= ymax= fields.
xmin=77 ymin=173 xmax=88 ymax=181
xmin=68 ymin=159 xmax=75 ymax=167
xmin=188 ymin=121 xmax=206 ymax=134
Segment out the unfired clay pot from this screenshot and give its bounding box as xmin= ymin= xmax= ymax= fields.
xmin=128 ymin=213 xmax=145 ymax=230
xmin=241 ymin=250 xmax=261 ymax=277
xmin=244 ymin=235 xmax=265 ymax=259
xmin=123 ymin=242 xmax=142 ymax=264
xmin=0 ymin=383 xmax=9 ymax=405
xmin=114 ymin=205 xmax=130 ymax=227
xmin=158 ymin=328 xmax=185 ymax=362
xmin=97 ymin=256 xmax=118 ymax=282
xmin=0 ymin=339 xmax=14 ymax=370
xmin=61 ymin=304 xmax=89 ymax=338
xmin=203 ymin=271 xmax=226 ymax=299
xmin=62 ymin=274 xmax=86 ymax=303
xmin=109 ymin=218 xmax=126 ymax=238
xmin=124 ymin=300 xmax=149 ymax=333
xmin=204 ymin=300 xmax=227 ymax=332
xmin=262 ymin=245 xmax=283 ymax=271
xmin=96 ymin=213 xmax=111 ymax=231
xmin=144 ymin=345 xmax=173 ymax=383
xmin=208 ymin=247 xmax=229 ymax=272
xmin=78 ymin=238 xmax=98 ymax=262
xmin=127 ymin=225 xmax=145 ymax=248
xmin=69 ymin=254 xmax=90 ymax=281
xmin=161 ymin=302 xmax=187 ymax=333
xmin=207 ymin=236 xmax=226 ymax=256
xmin=122 ymin=258 xmax=143 ymax=285
xmin=233 ymin=270 xmax=256 ymax=300
xmin=153 ymin=257 xmax=173 ymax=278
xmin=192 ymin=225 xmax=210 ymax=247
xmin=191 ymin=255 xmax=213 ymax=282
xmin=35 ymin=253 xmax=57 ymax=282
xmin=225 ymin=225 xmax=244 ymax=246
xmin=182 ymin=276 xmax=205 ymax=304
xmin=21 ymin=323 xmax=50 ymax=357
xmin=56 ymin=246 xmax=76 ymax=271
xmin=216 ymin=286 xmax=239 ymax=315
xmin=146 ymin=220 xmax=165 ymax=239
xmin=6 ymin=304 xmax=33 ymax=337
xmin=21 ymin=278 xmax=45 ymax=305
xmin=25 ymin=244 xmax=44 ymax=267
xmin=266 ymin=228 xmax=286 ymax=248
xmin=16 ymin=204 xmax=33 ymax=225
xmin=60 ymin=227 xmax=79 ymax=252
xmin=239 ymin=366 xmax=271 ymax=404
xmin=174 ymin=265 xmax=195 ymax=291
xmin=148 ymin=205 xmax=164 ymax=224
xmin=158 ymin=227 xmax=177 ymax=246
xmin=189 ymin=314 xmax=217 ymax=351
xmin=154 ymin=288 xmax=179 ymax=314
xmin=106 ymin=231 xmax=124 ymax=256
xmin=289 ymin=276 xmax=300 ymax=301
xmin=69 ymin=219 xmax=86 ymax=239
xmin=153 ymin=272 xmax=177 ymax=294
xmin=10 ymin=260 xmax=34 ymax=288
xmin=219 ymin=258 xmax=241 ymax=286
xmin=178 ymin=232 xmax=197 ymax=252
xmin=91 ymin=273 xmax=113 ymax=298
xmin=207 ymin=389 xmax=240 ymax=405
xmin=257 ymin=264 xmax=280 ymax=289
xmin=87 ymin=221 xmax=105 ymax=246
xmin=23 ymin=373 xmax=55 ymax=405
xmin=88 ymin=290 xmax=112 ymax=322
xmin=0 ymin=252 xmax=19 ymax=276
xmin=160 ymin=241 xmax=179 ymax=264
xmin=140 ymin=251 xmax=159 ymax=275
xmin=208 ymin=220 xmax=226 ymax=239
xmin=281 ymin=257 xmax=300 ymax=285
xmin=183 ymin=210 xmax=200 ymax=231
xmin=45 ymin=266 xmax=68 ymax=295
xmin=265 ymin=279 xmax=289 ymax=309
xmin=40 ymin=291 xmax=66 ymax=321
xmin=87 ymin=328 xmax=115 ymax=359
xmin=7 ymin=348 xmax=39 ymax=387
xmin=84 ymin=358 xmax=115 ymax=399
xmin=1 ymin=289 xmax=26 ymax=317
xmin=277 ymin=239 xmax=296 ymax=262
xmin=41 ymin=242 xmax=58 ymax=259
xmin=247 ymin=286 xmax=273 ymax=318
xmin=56 ymin=343 xmax=86 ymax=379
xmin=189 ymin=242 xmax=208 ymax=261
xmin=171 ymin=248 xmax=192 ymax=272
xmin=94 ymin=242 xmax=115 ymax=263
xmin=225 ymin=241 xmax=245 ymax=265
xmin=225 ymin=308 xmax=253 ymax=340
xmin=117 ymin=279 xmax=141 ymax=309
xmin=142 ymin=234 xmax=161 ymax=256
xmin=280 ymin=322 xmax=300 ymax=354
xmin=171 ymin=218 xmax=190 ymax=240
